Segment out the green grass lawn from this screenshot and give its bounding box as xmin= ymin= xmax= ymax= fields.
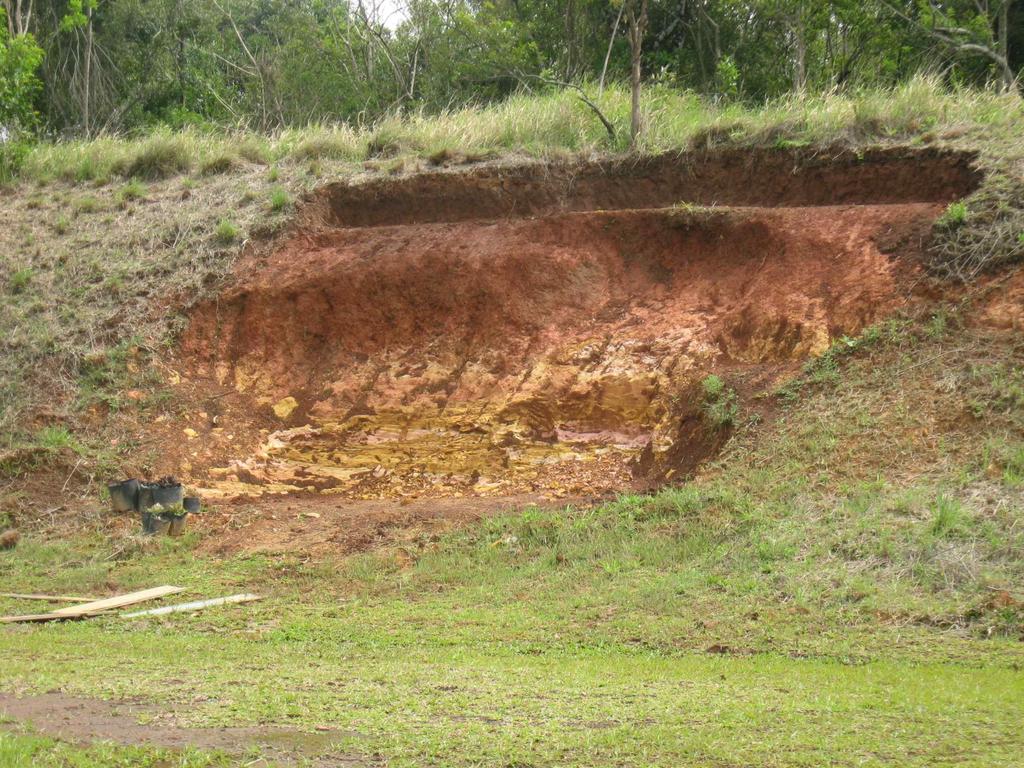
xmin=2 ymin=617 xmax=1022 ymax=767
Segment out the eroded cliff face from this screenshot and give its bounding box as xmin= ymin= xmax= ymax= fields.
xmin=175 ymin=149 xmax=979 ymax=500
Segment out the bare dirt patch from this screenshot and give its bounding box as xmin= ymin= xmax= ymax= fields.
xmin=197 ymin=492 xmax=570 ymax=557
xmin=129 ymin=148 xmax=981 ymax=553
xmin=179 ymin=203 xmax=943 ymax=499
xmin=0 ymin=692 xmax=369 ymax=766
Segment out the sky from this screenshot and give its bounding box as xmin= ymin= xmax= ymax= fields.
xmin=371 ymin=0 xmax=409 ymax=29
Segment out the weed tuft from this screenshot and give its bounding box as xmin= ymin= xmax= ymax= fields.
xmin=701 ymin=374 xmax=738 ymax=428
xmin=929 ymin=494 xmax=967 ymax=539
xmin=72 ymin=195 xmax=101 ymax=215
xmin=114 ymin=134 xmax=192 ymax=179
xmin=936 ymin=201 xmax=968 ymax=229
xmin=269 ymin=186 xmax=290 ymax=212
xmin=116 ymin=179 xmax=147 ymax=205
xmin=35 ymin=425 xmax=79 ymax=453
xmin=8 ymin=268 xmax=33 ymax=293
xmin=215 ymin=218 xmax=240 ymax=244
xmin=200 ymin=152 xmax=237 ymax=176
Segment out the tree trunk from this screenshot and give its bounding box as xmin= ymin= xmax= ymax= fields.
xmin=998 ymin=0 xmax=1015 ymax=91
xmin=3 ymin=0 xmax=32 ymax=36
xmin=626 ymin=0 xmax=648 ymax=148
xmin=792 ymin=23 xmax=807 ymax=92
xmin=599 ymin=3 xmax=624 ymax=97
xmin=83 ymin=4 xmax=93 ymax=137
xmin=176 ymin=0 xmax=187 ymax=108
xmin=564 ymin=0 xmax=576 ymax=81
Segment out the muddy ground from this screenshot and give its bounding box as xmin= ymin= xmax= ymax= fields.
xmin=0 ymin=692 xmax=368 ymax=766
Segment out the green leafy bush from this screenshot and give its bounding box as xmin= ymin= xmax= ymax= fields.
xmin=0 ymin=25 xmax=44 ymax=135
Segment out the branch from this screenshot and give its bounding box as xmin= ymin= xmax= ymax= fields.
xmin=599 ymin=2 xmax=625 ymax=96
xmin=517 ymin=73 xmax=616 ymax=141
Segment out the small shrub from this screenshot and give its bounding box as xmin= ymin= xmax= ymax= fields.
xmin=929 ymin=494 xmax=966 ymax=538
xmin=292 ymin=135 xmax=360 ymax=161
xmin=269 ymin=186 xmax=290 ymax=212
xmin=36 ymin=425 xmax=77 ymax=452
xmin=9 ymin=267 xmax=33 ymax=293
xmin=117 ymin=179 xmax=147 ymax=205
xmin=53 ymin=214 xmax=70 ymax=235
xmin=237 ymin=137 xmax=270 ymax=164
xmin=936 ymin=201 xmax=968 ymax=229
xmin=215 ymin=218 xmax=239 ymax=244
xmin=701 ymin=374 xmax=738 ymax=428
xmin=200 ymin=152 xmax=236 ymax=176
xmin=72 ymin=195 xmax=100 ymax=214
xmin=116 ymin=135 xmax=192 ymax=179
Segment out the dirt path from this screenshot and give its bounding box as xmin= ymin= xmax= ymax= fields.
xmin=0 ymin=692 xmax=370 ymax=766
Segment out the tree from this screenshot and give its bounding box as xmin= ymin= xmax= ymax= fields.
xmin=881 ymin=0 xmax=1019 ymax=92
xmin=1 ymin=0 xmax=33 ymax=36
xmin=622 ymin=0 xmax=648 ymax=147
xmin=0 ymin=8 xmax=43 ymax=132
xmin=60 ymin=0 xmax=96 ymax=135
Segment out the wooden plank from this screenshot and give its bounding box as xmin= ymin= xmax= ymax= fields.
xmin=0 ymin=610 xmax=114 ymax=624
xmin=0 ymin=613 xmax=68 ymax=624
xmin=121 ymin=594 xmax=262 ymax=618
xmin=50 ymin=586 xmax=185 ymax=618
xmin=0 ymin=592 xmax=98 ymax=603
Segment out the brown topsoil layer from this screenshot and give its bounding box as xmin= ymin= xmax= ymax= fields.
xmin=308 ymin=146 xmax=980 ymax=228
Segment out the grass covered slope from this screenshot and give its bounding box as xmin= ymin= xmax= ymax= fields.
xmin=1 ymin=293 xmax=1022 ymax=766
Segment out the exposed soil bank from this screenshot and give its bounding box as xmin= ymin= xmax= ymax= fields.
xmin=311 ymin=147 xmax=980 ymax=228
xmin=173 ymin=149 xmax=976 ymax=504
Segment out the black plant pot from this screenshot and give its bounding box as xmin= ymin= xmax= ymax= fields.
xmin=137 ymin=485 xmax=156 ymax=512
xmin=168 ymin=514 xmax=188 ymax=537
xmin=140 ymin=510 xmax=156 ymax=533
xmin=151 ymin=515 xmax=172 ymax=536
xmin=109 ymin=479 xmax=140 ymax=512
xmin=183 ymin=497 xmax=201 ymax=514
xmin=151 ymin=483 xmax=183 ymax=507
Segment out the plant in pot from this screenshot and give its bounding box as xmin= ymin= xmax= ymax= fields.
xmin=141 ymin=503 xmax=171 ymax=535
xmin=150 ymin=476 xmax=183 ymax=507
xmin=166 ymin=504 xmax=189 ymax=537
